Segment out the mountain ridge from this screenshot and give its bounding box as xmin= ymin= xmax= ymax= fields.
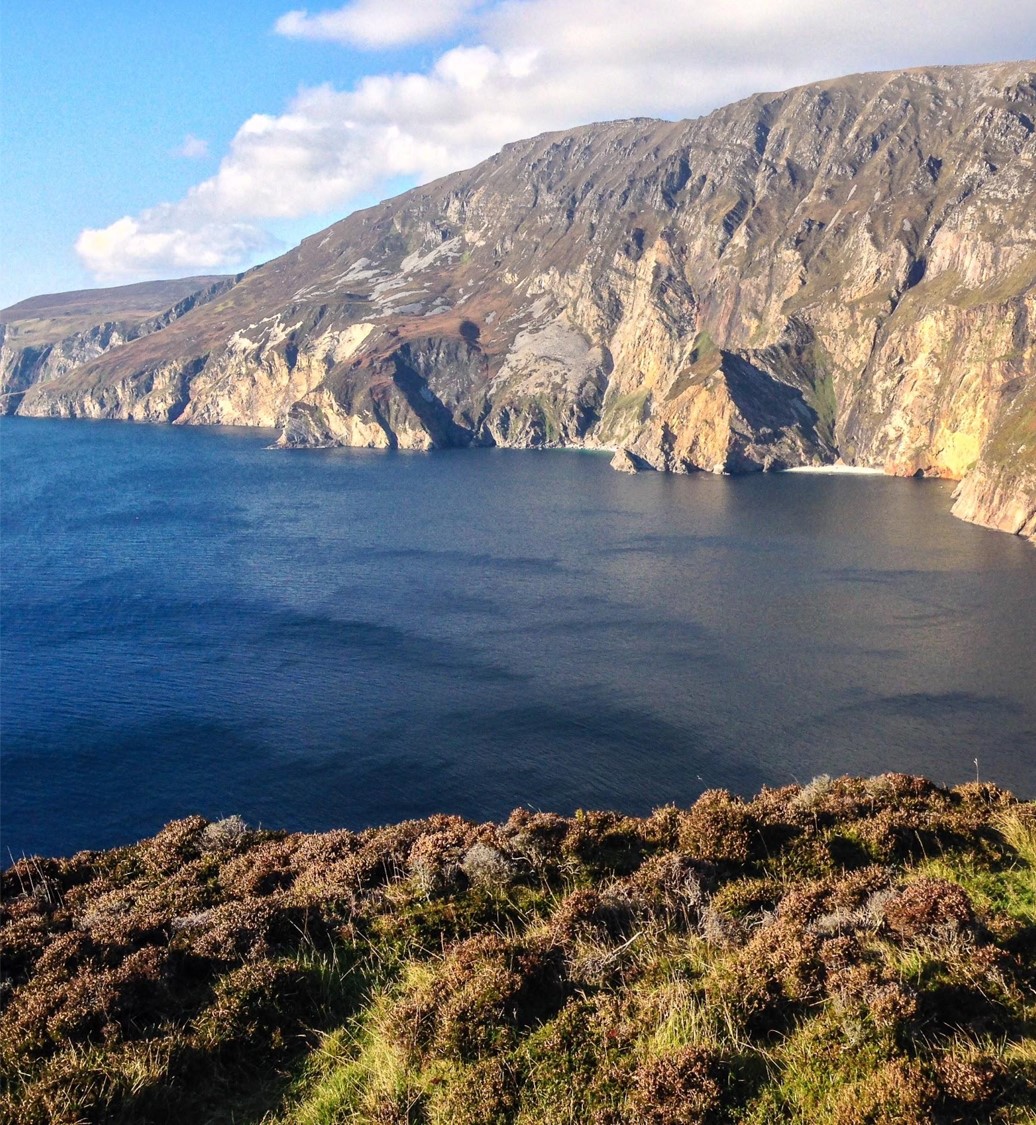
xmin=5 ymin=61 xmax=1035 ymax=539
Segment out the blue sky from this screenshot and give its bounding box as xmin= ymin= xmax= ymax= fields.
xmin=2 ymin=2 xmax=427 ymax=305
xmin=3 ymin=1 xmax=1034 ymax=309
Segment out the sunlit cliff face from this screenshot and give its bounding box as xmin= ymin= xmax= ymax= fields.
xmin=5 ymin=62 xmax=1034 ymax=539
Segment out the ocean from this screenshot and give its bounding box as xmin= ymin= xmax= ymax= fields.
xmin=2 ymin=416 xmax=1033 ymax=858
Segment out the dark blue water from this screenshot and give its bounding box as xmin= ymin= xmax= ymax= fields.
xmin=2 ymin=416 xmax=1034 ymax=858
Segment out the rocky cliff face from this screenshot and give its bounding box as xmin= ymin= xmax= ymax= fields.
xmin=0 ymin=276 xmax=235 ymax=414
xmin=10 ymin=62 xmax=1036 ymax=539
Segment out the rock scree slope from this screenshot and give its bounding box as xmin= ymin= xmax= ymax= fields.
xmin=7 ymin=62 xmax=1035 ymax=540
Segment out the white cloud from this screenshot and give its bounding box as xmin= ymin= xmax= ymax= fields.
xmin=75 ymin=213 xmax=270 ymax=277
xmin=175 ymin=134 xmax=210 ymax=159
xmin=275 ymin=0 xmax=479 ymax=48
xmin=76 ymin=0 xmax=1036 ymax=279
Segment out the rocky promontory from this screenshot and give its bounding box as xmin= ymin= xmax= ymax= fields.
xmin=5 ymin=62 xmax=1035 ymax=540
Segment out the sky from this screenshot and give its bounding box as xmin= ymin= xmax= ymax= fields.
xmin=2 ymin=1 xmax=1034 ymax=309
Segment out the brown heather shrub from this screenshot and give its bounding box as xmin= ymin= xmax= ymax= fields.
xmin=391 ymin=934 xmax=520 ymax=1061
xmin=19 ymin=925 xmax=94 ymax=990
xmin=561 ymin=811 xmax=650 ymax=875
xmin=933 ymin=1052 xmax=1005 ymax=1105
xmin=137 ymin=816 xmax=208 ymax=876
xmin=846 ymin=775 xmax=1004 ymax=861
xmin=678 ymin=790 xmax=755 ymax=865
xmin=218 ymin=836 xmax=299 ymax=897
xmin=823 ymin=960 xmax=880 ymax=1012
xmin=76 ymin=863 xmax=213 ymax=924
xmin=754 ymin=915 xmax=825 ymax=1004
xmin=356 ymin=821 xmax=427 ymax=882
xmin=289 ymin=827 xmax=358 ymax=880
xmin=951 ymin=781 xmax=1016 ymax=809
xmin=183 ymin=896 xmax=275 ymax=961
xmin=821 ymin=943 xmax=917 ymax=1029
xmin=882 ymin=878 xmax=975 ymax=942
xmin=317 ymin=817 xmax=455 ymax=900
xmin=824 ymin=866 xmax=895 ymax=912
xmin=393 ymin=934 xmax=567 ymax=1062
xmin=500 ymin=809 xmax=569 ymax=869
xmin=0 ymin=894 xmax=50 ymax=925
xmin=550 ymin=889 xmax=633 ymax=945
xmin=820 ymin=933 xmax=868 ymax=978
xmin=313 ymin=813 xmax=478 ymax=900
xmin=407 ymin=814 xmax=478 ymax=862
xmin=72 ymin=912 xmax=169 ymax=974
xmin=0 ymin=910 xmax=52 ymax=988
xmin=37 ymin=942 xmax=172 ymax=1047
xmin=623 ymin=851 xmax=710 ymax=930
xmin=832 ymin=1058 xmax=937 ymax=1125
xmin=800 ymin=776 xmax=873 ymax=822
xmin=865 ymin=981 xmax=919 ymax=1028
xmin=643 ymin=804 xmax=682 ymax=850
xmin=293 ymin=827 xmax=359 ymax=861
xmin=847 ymin=808 xmax=925 ymax=863
xmin=781 ymin=776 xmax=960 ymax=857
xmin=408 ymin=829 xmax=464 ymax=898
xmin=630 ymin=1045 xmax=726 ymax=1125
xmin=745 ymin=783 xmax=803 ymax=825
xmin=786 ymin=870 xmax=896 ymax=937
xmin=937 ymin=782 xmax=1018 ymax=840
xmin=703 ymin=910 xmax=829 ymax=1032
xmin=775 ymin=881 xmax=831 ymax=927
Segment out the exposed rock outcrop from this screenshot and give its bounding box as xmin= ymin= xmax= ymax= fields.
xmin=610 ymin=448 xmax=651 ymax=473
xmin=8 ymin=63 xmax=1035 ymax=539
xmin=950 ymin=376 xmax=1036 ymax=536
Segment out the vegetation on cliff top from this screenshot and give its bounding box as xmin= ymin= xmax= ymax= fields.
xmin=2 ymin=775 xmax=1035 ymax=1123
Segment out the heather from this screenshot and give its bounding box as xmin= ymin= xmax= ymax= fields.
xmin=2 ymin=775 xmax=1034 ymax=1123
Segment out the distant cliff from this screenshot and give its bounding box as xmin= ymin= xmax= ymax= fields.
xmin=8 ymin=62 xmax=1035 ymax=540
xmin=0 ymin=276 xmax=235 ymax=412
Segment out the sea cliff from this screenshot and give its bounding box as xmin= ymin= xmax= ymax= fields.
xmin=4 ymin=61 xmax=1035 ymax=540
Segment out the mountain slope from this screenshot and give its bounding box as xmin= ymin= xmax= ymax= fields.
xmin=12 ymin=62 xmax=1036 ymax=538
xmin=1 ymin=276 xmax=236 ymax=413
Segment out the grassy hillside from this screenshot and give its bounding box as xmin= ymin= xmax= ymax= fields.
xmin=0 ymin=278 xmax=230 ymax=347
xmin=2 ymin=775 xmax=1034 ymax=1123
